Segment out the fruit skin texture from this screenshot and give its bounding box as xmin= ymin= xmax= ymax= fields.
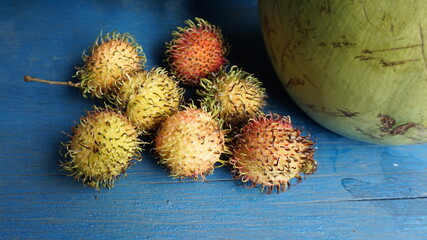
xmin=76 ymin=31 xmax=146 ymax=98
xmin=230 ymin=113 xmax=317 ymax=194
xmin=154 ymin=107 xmax=227 ymax=180
xmin=259 ymin=0 xmax=427 ymax=145
xmin=199 ymin=65 xmax=267 ymax=128
xmin=165 ymin=17 xmax=228 ymax=85
xmin=114 ymin=67 xmax=184 ymax=135
xmin=61 ymin=106 xmax=143 ymax=189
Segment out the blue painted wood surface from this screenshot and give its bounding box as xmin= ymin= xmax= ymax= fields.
xmin=1 ymin=0 xmax=426 ymax=239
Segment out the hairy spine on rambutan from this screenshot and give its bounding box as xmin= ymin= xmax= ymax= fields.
xmin=165 ymin=17 xmax=229 ymax=85
xmin=230 ymin=113 xmax=317 ymax=194
xmin=198 ymin=65 xmax=267 ymax=128
xmin=61 ymin=106 xmax=144 ymax=190
xmin=154 ymin=105 xmax=229 ymax=180
xmin=24 ymin=31 xmax=146 ymax=98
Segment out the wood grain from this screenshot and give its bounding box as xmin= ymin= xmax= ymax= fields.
xmin=0 ymin=0 xmax=426 ymax=239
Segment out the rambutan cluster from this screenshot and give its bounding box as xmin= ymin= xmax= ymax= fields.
xmin=24 ymin=18 xmax=317 ymax=193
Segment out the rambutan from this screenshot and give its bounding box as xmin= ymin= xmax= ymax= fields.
xmin=199 ymin=65 xmax=267 ymax=128
xmin=61 ymin=106 xmax=143 ymax=189
xmin=165 ymin=17 xmax=228 ymax=85
xmin=230 ymin=113 xmax=317 ymax=194
xmin=24 ymin=31 xmax=146 ymax=98
xmin=154 ymin=106 xmax=228 ymax=180
xmin=113 ymin=67 xmax=184 ymax=135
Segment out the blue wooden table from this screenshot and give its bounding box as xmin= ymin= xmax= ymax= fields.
xmin=1 ymin=1 xmax=426 ymax=239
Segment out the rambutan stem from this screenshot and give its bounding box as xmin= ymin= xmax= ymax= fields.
xmin=24 ymin=75 xmax=79 ymax=88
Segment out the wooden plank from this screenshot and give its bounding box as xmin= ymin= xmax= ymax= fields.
xmin=1 ymin=0 xmax=427 ymax=239
xmin=1 ymin=170 xmax=426 ymax=202
xmin=1 ymin=190 xmax=426 ymax=239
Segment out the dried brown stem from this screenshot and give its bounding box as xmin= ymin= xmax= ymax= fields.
xmin=24 ymin=75 xmax=79 ymax=88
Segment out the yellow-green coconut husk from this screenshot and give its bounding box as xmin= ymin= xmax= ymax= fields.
xmin=259 ymin=0 xmax=427 ymax=145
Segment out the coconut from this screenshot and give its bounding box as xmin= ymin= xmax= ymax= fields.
xmin=259 ymin=0 xmax=427 ymax=145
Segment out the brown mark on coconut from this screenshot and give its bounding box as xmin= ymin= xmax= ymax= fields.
xmin=357 ymin=43 xmax=424 ymax=67
xmin=319 ymin=0 xmax=331 ymax=14
xmin=331 ymin=40 xmax=356 ymax=48
xmin=292 ymin=9 xmax=316 ymax=38
xmin=262 ymin=14 xmax=276 ymax=41
xmin=337 ymin=109 xmax=359 ymax=118
xmin=380 ymin=59 xmax=420 ymax=67
xmin=284 ymin=77 xmax=304 ymax=88
xmin=362 ymin=5 xmax=370 ymax=23
xmin=378 ymin=114 xmax=418 ymax=135
xmin=280 ymin=31 xmax=295 ymax=70
xmin=354 ymin=55 xmax=377 ymax=61
xmin=408 ymin=125 xmax=427 ymax=142
xmin=306 ymin=104 xmax=336 ymax=116
xmin=302 ymin=73 xmax=319 ymax=89
xmin=419 ymin=22 xmax=427 ymax=71
xmin=355 ymin=128 xmax=383 ymax=142
xmin=391 ymin=123 xmax=418 ymax=135
xmin=306 ymin=105 xmax=359 ymax=118
xmin=318 ymin=36 xmax=356 ymax=49
xmin=378 ymin=114 xmax=396 ymax=129
xmin=362 ymin=44 xmax=422 ymax=54
xmin=318 ymin=42 xmax=327 ymax=47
